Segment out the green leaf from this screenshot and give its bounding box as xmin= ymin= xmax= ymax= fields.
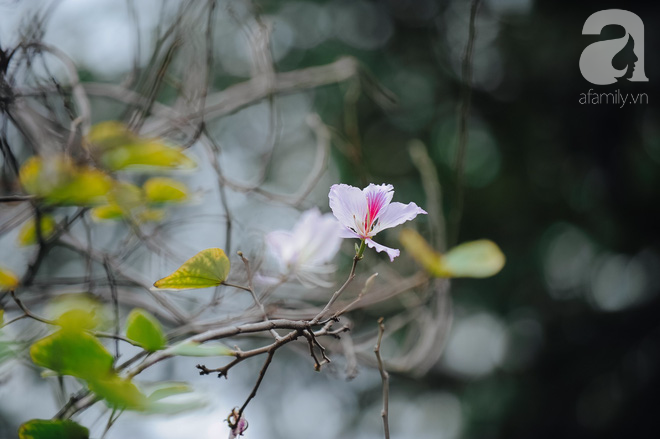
xmin=146 ymin=382 xmax=194 ymax=402
xmin=125 ymin=309 xmax=166 ymax=352
xmin=154 ymin=248 xmax=231 ymax=290
xmin=19 ymin=156 xmax=112 ymax=206
xmin=0 ymin=340 xmax=17 ymax=365
xmin=17 ymin=215 xmax=57 ymax=246
xmin=19 ymin=419 xmax=89 ymax=439
xmin=47 ymin=294 xmax=106 ymax=331
xmin=441 ymin=240 xmax=506 ymax=278
xmin=30 ymin=329 xmax=113 ymax=381
xmin=167 ymin=340 xmax=233 ymax=357
xmin=88 ymin=374 xmax=148 ymax=411
xmin=147 ymin=396 xmax=208 ymax=415
xmin=0 ymin=266 xmax=19 ymax=292
xmin=400 ymin=230 xmax=505 ymax=278
xmin=142 ymin=381 xmax=208 ymax=414
xmin=144 ymin=177 xmax=188 ymax=204
xmin=0 ymin=308 xmax=3 ymax=325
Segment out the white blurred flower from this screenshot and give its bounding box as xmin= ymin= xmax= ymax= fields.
xmin=266 ymin=208 xmax=343 ymax=287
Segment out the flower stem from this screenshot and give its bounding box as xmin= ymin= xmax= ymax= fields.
xmin=356 ymin=239 xmax=366 ymax=260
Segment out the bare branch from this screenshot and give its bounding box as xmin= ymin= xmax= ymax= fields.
xmin=374 ymin=317 xmax=390 ymax=439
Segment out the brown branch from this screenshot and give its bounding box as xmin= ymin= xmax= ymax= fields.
xmin=310 ymin=251 xmax=362 ymax=325
xmin=9 ymin=290 xmax=56 ymax=325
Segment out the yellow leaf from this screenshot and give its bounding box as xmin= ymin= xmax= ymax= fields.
xmin=17 ymin=215 xmax=57 ymax=246
xmin=87 ymin=121 xmax=135 ymax=150
xmin=92 ymin=181 xmax=167 ymax=223
xmin=399 ymin=229 xmax=443 ymax=274
xmin=143 ymin=177 xmax=188 ymax=204
xmin=103 ymin=142 xmax=195 ymax=170
xmin=400 ymin=230 xmax=505 ymax=278
xmin=0 ymin=266 xmax=19 ymax=292
xmin=154 ymin=248 xmax=230 ymax=290
xmin=90 ymin=181 xmax=143 ymax=221
xmin=19 ymin=156 xmax=112 ymax=206
xmin=91 ymin=204 xmax=124 ymax=221
xmin=87 ymin=121 xmax=195 ymax=170
xmin=110 ymin=181 xmax=144 ymax=208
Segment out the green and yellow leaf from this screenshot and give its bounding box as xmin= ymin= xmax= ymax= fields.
xmin=17 ymin=215 xmax=57 ymax=246
xmin=91 ymin=204 xmax=124 ymax=221
xmin=19 ymin=156 xmax=112 ymax=206
xmin=92 ymin=182 xmax=167 ymax=223
xmin=30 ymin=330 xmax=113 ymax=381
xmin=144 ymin=177 xmax=188 ymax=204
xmin=0 ymin=266 xmax=19 ymax=292
xmin=88 ymin=121 xmax=195 ymax=171
xmin=154 ymin=248 xmax=230 ymax=290
xmin=87 ymin=121 xmax=134 ymax=151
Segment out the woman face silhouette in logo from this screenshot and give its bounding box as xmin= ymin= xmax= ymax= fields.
xmin=579 ymin=9 xmax=648 ymax=85
xmin=612 ymin=34 xmax=638 ymax=81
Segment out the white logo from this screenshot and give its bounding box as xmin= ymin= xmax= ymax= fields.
xmin=579 ymin=9 xmax=648 ymax=85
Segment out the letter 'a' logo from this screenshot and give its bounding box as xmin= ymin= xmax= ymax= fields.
xmin=580 ymin=9 xmax=649 ymax=85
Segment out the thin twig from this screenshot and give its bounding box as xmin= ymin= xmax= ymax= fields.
xmin=9 ymin=290 xmax=56 ymax=325
xmin=450 ymin=0 xmax=481 ymax=247
xmin=238 ymin=349 xmax=274 ymax=416
xmin=103 ymin=257 xmax=121 ymax=361
xmin=311 ymin=251 xmax=362 ymax=325
xmin=238 ymin=251 xmax=279 ymax=339
xmin=374 ymin=317 xmax=390 ymax=439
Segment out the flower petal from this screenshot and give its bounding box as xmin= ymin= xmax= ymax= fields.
xmin=302 ymin=212 xmax=343 ymax=265
xmin=329 ymin=184 xmax=367 ymax=231
xmin=338 ymin=227 xmax=361 ymax=239
xmin=363 ymin=183 xmax=394 ymax=222
xmin=265 ymin=230 xmax=296 ymax=266
xmin=372 ymin=201 xmax=427 ymax=234
xmin=292 ymin=208 xmax=323 ymax=255
xmin=366 ymin=238 xmax=400 ymax=262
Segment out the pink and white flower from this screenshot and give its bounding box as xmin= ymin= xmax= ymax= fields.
xmin=329 ymin=183 xmax=427 ymax=261
xmin=266 ymin=208 xmax=343 ymax=287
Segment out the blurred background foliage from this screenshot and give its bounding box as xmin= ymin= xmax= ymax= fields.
xmin=1 ymin=0 xmax=659 ymax=438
